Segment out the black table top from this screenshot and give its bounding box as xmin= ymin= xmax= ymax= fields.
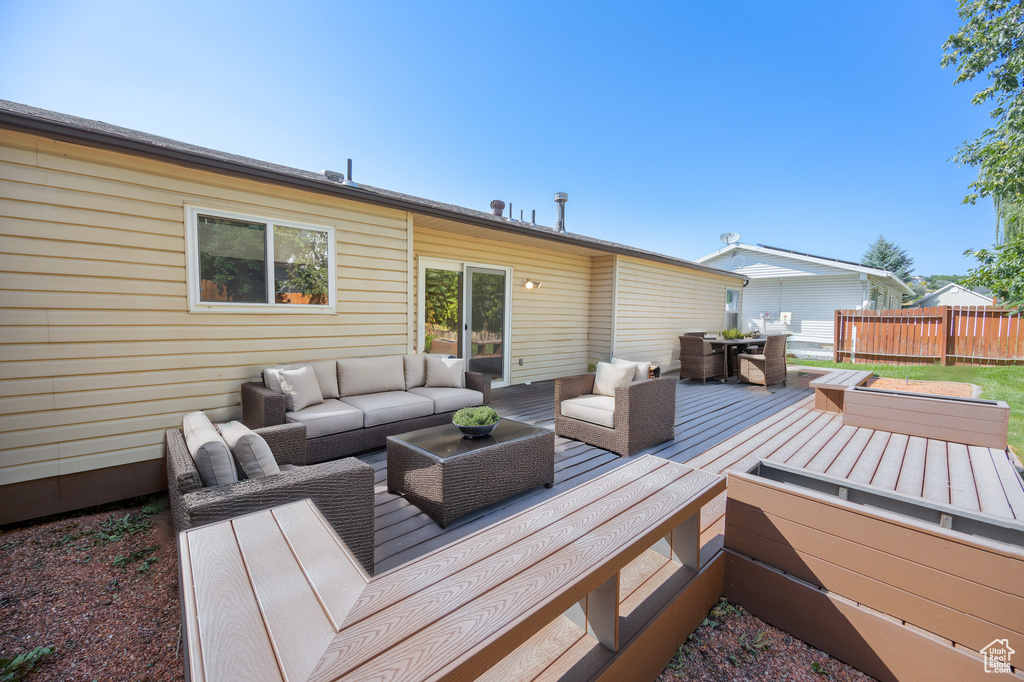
xmin=388 ymin=419 xmax=551 ymax=460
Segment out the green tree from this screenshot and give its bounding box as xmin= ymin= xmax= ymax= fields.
xmin=942 ymin=0 xmax=1024 ymax=211
xmin=961 ymin=235 xmax=1024 ymax=312
xmin=861 ymin=236 xmax=915 ymax=282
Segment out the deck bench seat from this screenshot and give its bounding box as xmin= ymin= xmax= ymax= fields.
xmin=808 ymin=369 xmax=873 ymax=413
xmin=178 ymin=456 xmax=725 ymax=682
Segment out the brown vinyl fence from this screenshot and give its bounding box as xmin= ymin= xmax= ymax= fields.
xmin=834 ymin=306 xmax=1024 ymax=366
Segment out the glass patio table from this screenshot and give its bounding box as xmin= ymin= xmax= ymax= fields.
xmin=386 ymin=419 xmax=555 ymax=527
xmin=706 ymin=337 xmax=767 ymax=381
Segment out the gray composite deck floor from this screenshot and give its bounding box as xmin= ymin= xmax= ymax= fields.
xmin=360 ymin=377 xmax=814 ymax=573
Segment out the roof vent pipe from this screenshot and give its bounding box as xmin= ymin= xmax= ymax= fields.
xmin=342 ymin=159 xmax=358 ymax=188
xmin=490 ymin=199 xmax=505 ymax=216
xmin=554 ymin=192 xmax=568 ymax=233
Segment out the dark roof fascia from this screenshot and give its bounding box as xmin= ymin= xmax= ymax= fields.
xmin=0 ymin=103 xmax=741 ymax=282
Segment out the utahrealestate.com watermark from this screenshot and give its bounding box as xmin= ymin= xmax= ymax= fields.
xmin=982 ymin=639 xmax=1015 ymax=674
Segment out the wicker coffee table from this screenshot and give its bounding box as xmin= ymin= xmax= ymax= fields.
xmin=386 ymin=420 xmax=555 ymax=527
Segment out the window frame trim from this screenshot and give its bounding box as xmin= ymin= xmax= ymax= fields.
xmin=184 ymin=204 xmax=337 ymax=314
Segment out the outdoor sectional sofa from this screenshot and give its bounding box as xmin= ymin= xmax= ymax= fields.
xmin=241 ymin=354 xmax=491 ymax=463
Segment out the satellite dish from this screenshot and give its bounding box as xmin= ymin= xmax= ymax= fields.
xmin=730 ymin=254 xmax=746 ymax=268
xmin=720 ymin=232 xmax=740 ymax=245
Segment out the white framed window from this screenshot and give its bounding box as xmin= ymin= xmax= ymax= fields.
xmin=724 ymin=287 xmax=741 ymax=329
xmin=185 ymin=205 xmax=336 ymax=312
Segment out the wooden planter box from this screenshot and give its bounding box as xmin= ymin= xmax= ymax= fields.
xmin=725 ymin=462 xmax=1024 ymax=682
xmin=842 ymin=386 xmax=1009 ymax=449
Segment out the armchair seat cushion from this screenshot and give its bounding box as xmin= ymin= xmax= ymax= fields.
xmin=407 ymin=386 xmax=484 ymax=413
xmin=560 ymin=394 xmax=616 ymax=428
xmin=341 ymin=391 xmax=434 ymax=427
xmin=286 ymin=399 xmax=364 ymax=438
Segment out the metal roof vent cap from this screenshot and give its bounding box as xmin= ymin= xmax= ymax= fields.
xmin=490 ymin=200 xmax=505 ymax=216
xmin=554 ymin=192 xmax=568 ymax=233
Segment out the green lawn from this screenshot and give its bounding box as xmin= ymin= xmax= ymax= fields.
xmin=790 ymin=359 xmax=1024 ymax=463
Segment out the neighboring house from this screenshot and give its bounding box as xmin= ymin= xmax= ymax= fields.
xmin=0 ymin=100 xmax=743 ymax=522
xmin=911 ymin=282 xmax=994 ymax=308
xmin=696 ymin=243 xmax=914 ymax=358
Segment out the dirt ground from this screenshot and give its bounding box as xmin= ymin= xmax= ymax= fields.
xmin=0 ymin=496 xmax=182 ymax=681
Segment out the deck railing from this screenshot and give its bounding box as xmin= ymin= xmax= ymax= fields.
xmin=833 ymin=306 xmax=1024 ymax=366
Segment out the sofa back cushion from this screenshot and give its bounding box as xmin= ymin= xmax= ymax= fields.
xmin=426 ymin=356 xmax=466 ymax=388
xmin=216 ymin=421 xmax=280 ymax=479
xmin=337 ymin=356 xmax=406 ymax=397
xmin=263 ymin=359 xmax=340 ymax=400
xmin=182 ymin=411 xmax=238 ymax=487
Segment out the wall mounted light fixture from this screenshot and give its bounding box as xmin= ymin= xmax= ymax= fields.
xmin=524 ymin=279 xmax=541 ymax=290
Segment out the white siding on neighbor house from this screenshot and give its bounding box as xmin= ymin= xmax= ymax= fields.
xmin=739 ymin=274 xmax=867 ymax=344
xmin=613 ymin=256 xmax=741 ymax=371
xmin=588 ymin=255 xmax=615 ymax=363
xmin=0 ymin=129 xmax=411 ymax=487
xmin=915 ymin=285 xmax=993 ymax=308
xmin=412 ymin=225 xmax=593 ymax=384
xmin=701 ymin=249 xmax=849 ymax=279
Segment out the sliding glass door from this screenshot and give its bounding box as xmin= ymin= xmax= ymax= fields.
xmin=420 ymin=259 xmax=510 ymax=386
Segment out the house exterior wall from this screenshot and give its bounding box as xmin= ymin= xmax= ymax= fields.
xmin=914 ymin=286 xmax=993 ymax=308
xmin=588 ymin=255 xmax=615 ymax=363
xmin=0 ymin=129 xmax=411 ymax=516
xmin=613 ymin=255 xmax=741 ymax=371
xmin=701 ymin=249 xmax=844 ymax=279
xmin=739 ymin=273 xmax=867 ymax=343
xmin=412 ymin=225 xmax=593 ymax=384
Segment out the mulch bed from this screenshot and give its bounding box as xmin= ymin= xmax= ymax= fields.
xmin=1 ymin=498 xmax=877 ymax=682
xmin=659 ymin=598 xmax=876 ymax=682
xmin=0 ymin=496 xmax=181 ymax=681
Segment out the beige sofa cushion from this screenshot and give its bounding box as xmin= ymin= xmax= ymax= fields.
xmin=340 ymin=391 xmax=434 ymax=427
xmin=264 ymin=359 xmax=339 ymax=400
xmin=182 ymin=411 xmax=238 ymax=487
xmin=278 ymin=365 xmax=324 ymax=412
xmin=593 ymin=361 xmax=635 ymax=397
xmin=426 ymin=356 xmax=466 ymax=388
xmin=404 ymin=354 xmax=427 ymax=389
xmin=611 ymin=357 xmax=652 ymax=382
xmin=560 ymin=394 xmax=616 ymax=428
xmin=216 ymin=421 xmax=280 ymax=479
xmin=406 ymin=387 xmax=484 ymax=413
xmin=338 ymin=356 xmax=406 ymax=397
xmin=286 ymin=399 xmax=364 ymax=439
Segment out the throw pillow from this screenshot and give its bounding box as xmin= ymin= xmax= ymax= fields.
xmin=593 ymin=361 xmax=635 ymax=397
xmin=425 ymin=356 xmax=466 ymax=388
xmin=278 ymin=365 xmax=324 ymax=412
xmin=611 ymin=357 xmax=652 ymax=382
xmin=216 ymin=421 xmax=280 ymax=479
xmin=181 ymin=411 xmax=238 ymax=487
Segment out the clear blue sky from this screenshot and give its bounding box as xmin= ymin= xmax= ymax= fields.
xmin=0 ymin=1 xmax=996 ymax=275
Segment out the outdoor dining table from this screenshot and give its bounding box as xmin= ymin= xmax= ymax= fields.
xmin=706 ymin=337 xmax=767 ymax=381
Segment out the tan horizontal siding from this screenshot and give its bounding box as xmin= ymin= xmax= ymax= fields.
xmin=414 ymin=225 xmax=592 ymax=384
xmin=614 ymin=256 xmax=739 ymax=370
xmin=588 ymin=255 xmax=614 ymax=363
xmin=0 ymin=128 xmax=411 ymax=486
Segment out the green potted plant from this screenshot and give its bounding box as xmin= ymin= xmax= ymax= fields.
xmin=452 ymin=406 xmax=501 ymax=438
xmin=721 ymin=328 xmax=744 ymax=340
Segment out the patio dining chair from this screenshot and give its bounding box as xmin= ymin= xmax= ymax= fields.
xmin=678 ymin=335 xmax=725 ymax=384
xmin=737 ymin=334 xmax=788 ymax=388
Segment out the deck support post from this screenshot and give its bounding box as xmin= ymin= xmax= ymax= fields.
xmin=653 ymin=511 xmax=700 ymax=570
xmin=565 ymin=572 xmax=621 ymax=651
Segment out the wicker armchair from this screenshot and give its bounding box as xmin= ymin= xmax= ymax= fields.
xmin=165 ymin=421 xmax=375 ymax=574
xmin=679 ymin=335 xmax=725 ymax=384
xmin=554 ymin=374 xmax=677 ymax=456
xmin=737 ymin=334 xmax=788 ymax=388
